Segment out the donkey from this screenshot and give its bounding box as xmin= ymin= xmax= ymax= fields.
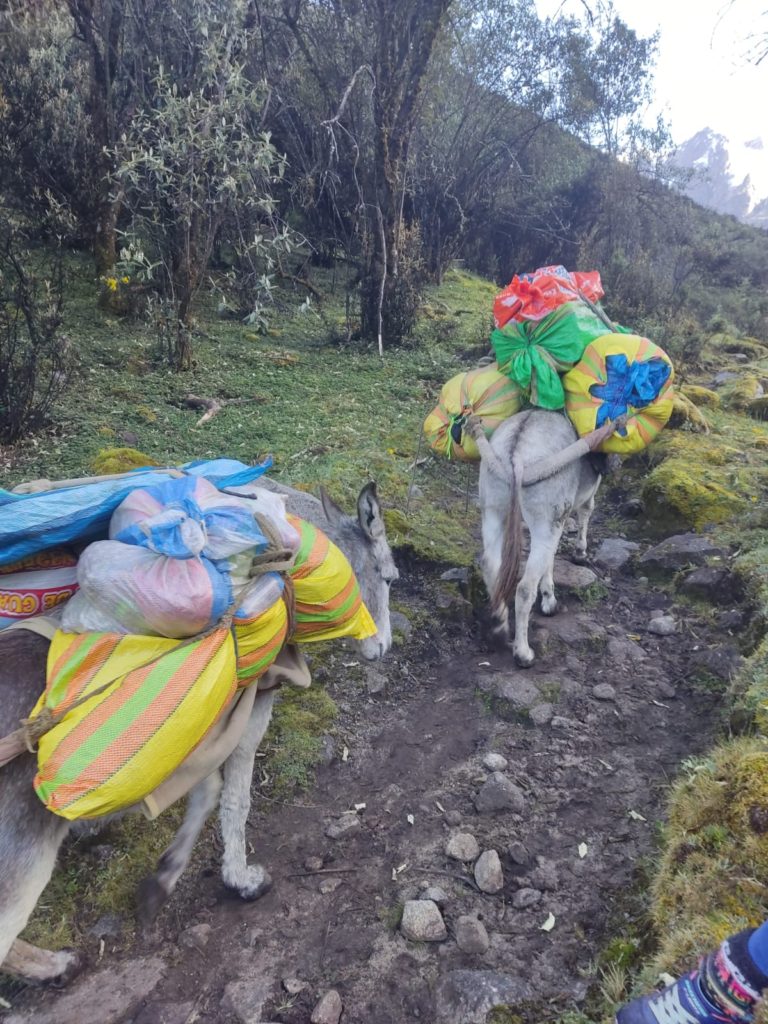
xmin=475 ymin=409 xmax=605 ymax=667
xmin=0 ymin=481 xmax=398 ymax=985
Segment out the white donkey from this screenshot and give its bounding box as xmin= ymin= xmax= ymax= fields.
xmin=0 ymin=481 xmax=397 ymax=985
xmin=469 ymin=409 xmax=614 ymax=667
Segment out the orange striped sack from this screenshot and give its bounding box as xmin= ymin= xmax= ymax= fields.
xmin=31 ymin=628 xmax=237 ymax=819
xmin=287 ymin=517 xmax=377 ymax=643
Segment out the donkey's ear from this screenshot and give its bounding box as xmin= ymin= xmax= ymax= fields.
xmin=357 ymin=482 xmax=384 ymax=539
xmin=320 ymin=487 xmax=345 ymax=527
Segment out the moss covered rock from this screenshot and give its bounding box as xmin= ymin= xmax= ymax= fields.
xmin=720 ymin=375 xmax=764 ymax=412
xmin=667 ymin=392 xmax=710 ymax=433
xmin=642 ymin=463 xmax=744 ymax=531
xmin=90 ymin=447 xmax=159 ymax=475
xmin=681 ymin=385 xmax=720 ymax=409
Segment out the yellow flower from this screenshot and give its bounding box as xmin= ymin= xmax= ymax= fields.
xmin=121 ymin=276 xmax=130 ymax=284
xmin=104 ymin=277 xmax=118 ymax=292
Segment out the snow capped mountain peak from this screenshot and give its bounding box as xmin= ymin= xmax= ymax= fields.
xmin=674 ymin=128 xmax=768 ymax=228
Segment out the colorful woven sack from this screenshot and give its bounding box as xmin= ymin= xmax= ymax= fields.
xmin=288 ymin=517 xmax=377 ymax=642
xmin=31 ymin=627 xmax=237 ymax=819
xmin=0 ymin=549 xmax=78 ymax=629
xmin=423 ymin=366 xmax=522 ymax=461
xmin=563 ymin=334 xmax=675 ymax=455
xmin=234 ymin=573 xmax=289 ymax=686
xmin=493 ymin=265 xmax=605 ymax=329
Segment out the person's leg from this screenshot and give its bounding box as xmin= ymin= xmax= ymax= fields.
xmin=616 ymin=926 xmax=768 ymax=1023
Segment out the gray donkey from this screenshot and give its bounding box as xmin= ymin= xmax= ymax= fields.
xmin=0 ymin=481 xmax=398 ymax=985
xmin=473 ymin=409 xmax=607 ymax=667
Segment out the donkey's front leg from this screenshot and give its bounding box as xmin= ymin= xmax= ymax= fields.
xmin=220 ymin=690 xmax=276 ymax=900
xmin=573 ymin=489 xmax=598 ymax=563
xmin=138 ymin=769 xmax=223 ymax=927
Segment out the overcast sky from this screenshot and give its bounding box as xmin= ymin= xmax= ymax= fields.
xmin=535 ymin=0 xmax=768 ymax=146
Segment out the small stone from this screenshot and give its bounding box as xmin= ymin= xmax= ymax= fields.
xmin=304 ymin=856 xmax=324 ymax=872
xmin=390 ymin=610 xmax=412 ymax=637
xmin=311 ymin=988 xmax=343 ymax=1024
xmin=594 ymin=538 xmax=640 ymax=572
xmin=319 ymin=877 xmax=342 ymax=894
xmin=529 ymin=703 xmax=554 ymax=726
xmin=508 ymin=841 xmax=529 ymax=866
xmin=680 ymin=566 xmax=742 ymax=603
xmin=732 ymin=353 xmax=750 ymax=362
xmin=474 ymin=850 xmax=504 ymax=894
xmin=221 ymin=975 xmax=274 ymax=1024
xmin=528 ymin=857 xmax=559 ymax=892
xmin=482 ymin=752 xmax=508 ymax=772
xmin=511 ymin=887 xmax=542 ymax=909
xmin=648 ymin=615 xmax=676 ymax=636
xmin=283 ymin=977 xmax=307 ymax=995
xmin=318 ymin=734 xmax=336 ymax=766
xmin=400 ymin=900 xmax=448 ymax=942
xmin=622 ymin=497 xmax=645 ymax=518
xmin=592 ymin=683 xmax=616 ymax=701
xmin=420 ymin=885 xmax=449 ymax=907
xmin=640 ymin=534 xmax=725 ymax=573
xmin=455 ymin=916 xmax=490 ymax=955
xmin=87 ymin=913 xmax=124 ymax=939
xmin=178 ymin=923 xmax=212 ymax=952
xmin=656 ymin=679 xmax=677 ymax=699
xmin=440 ymin=567 xmax=470 ymax=584
xmin=475 ymin=773 xmax=525 ymax=815
xmin=445 ymin=832 xmax=481 ymax=862
xmin=365 ymin=669 xmax=387 ymax=695
xmin=553 ymin=559 xmax=598 ymax=591
xmin=551 ymin=715 xmax=577 ymax=730
xmin=324 ymin=812 xmax=361 ymax=839
xmin=444 ymin=809 xmax=463 ymax=826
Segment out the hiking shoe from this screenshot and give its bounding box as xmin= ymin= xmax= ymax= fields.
xmin=615 ymin=961 xmax=756 ymax=1024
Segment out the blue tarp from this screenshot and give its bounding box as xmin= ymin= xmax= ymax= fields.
xmin=0 ymin=456 xmax=272 ymax=567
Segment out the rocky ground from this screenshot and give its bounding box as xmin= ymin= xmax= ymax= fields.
xmin=2 ymin=496 xmax=747 ymax=1024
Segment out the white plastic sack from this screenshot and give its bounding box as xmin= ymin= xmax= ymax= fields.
xmin=223 ymin=485 xmax=301 ymax=554
xmin=61 ymin=540 xmax=232 ymax=638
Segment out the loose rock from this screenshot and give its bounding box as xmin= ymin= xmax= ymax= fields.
xmin=594 ymin=538 xmax=640 ymax=572
xmin=475 ymin=773 xmax=525 ymax=815
xmin=640 ymin=534 xmax=725 ymax=573
xmin=304 ymin=856 xmax=324 ymax=872
xmin=474 ymin=850 xmax=504 ymax=894
xmin=445 ymin=832 xmax=481 ymax=862
xmin=528 ymin=857 xmax=560 ymax=892
xmin=529 ymin=703 xmax=554 ymax=726
xmin=283 ymin=977 xmax=307 ymax=995
xmin=648 ymin=615 xmax=676 ymax=636
xmin=680 ymin=566 xmax=742 ymax=603
xmin=221 ymin=975 xmax=274 ymax=1024
xmin=319 ymin=877 xmax=342 ymax=894
xmin=508 ymin=841 xmax=529 ymax=866
xmin=455 ymin=916 xmax=490 ymax=955
xmin=324 ymin=812 xmax=361 ymax=839
xmin=311 ymin=989 xmax=343 ymax=1024
xmin=434 ymin=971 xmax=533 ymax=1024
xmin=511 ymin=887 xmax=542 ymax=909
xmin=482 ymin=752 xmax=508 ymax=772
xmin=400 ymin=900 xmax=448 ymax=942
xmin=592 ymin=683 xmax=616 ymax=701
xmin=421 ymin=885 xmax=450 ymax=907
xmin=178 ymin=923 xmax=212 ymax=952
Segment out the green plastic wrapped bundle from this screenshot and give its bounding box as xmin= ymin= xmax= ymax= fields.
xmin=491 ymin=301 xmax=629 ymax=410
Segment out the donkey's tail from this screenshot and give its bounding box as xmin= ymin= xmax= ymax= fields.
xmin=465 ymin=415 xmax=525 ymax=614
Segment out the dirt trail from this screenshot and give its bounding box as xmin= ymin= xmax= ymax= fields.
xmin=4 ymin=505 xmax=734 ymax=1024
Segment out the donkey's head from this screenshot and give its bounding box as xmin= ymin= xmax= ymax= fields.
xmin=320 ymin=483 xmax=398 ymax=661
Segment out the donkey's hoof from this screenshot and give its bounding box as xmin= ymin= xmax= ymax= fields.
xmin=137 ymin=874 xmax=170 ymax=930
xmin=51 ymin=949 xmax=85 ymax=988
xmin=228 ymin=865 xmax=273 ymax=902
xmin=570 ymin=551 xmax=589 ymax=566
xmin=540 ymin=596 xmax=558 ymax=617
xmin=513 ymin=648 xmax=535 ymax=668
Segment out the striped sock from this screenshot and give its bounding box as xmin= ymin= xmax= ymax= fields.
xmin=699 ymin=931 xmax=768 ymax=1021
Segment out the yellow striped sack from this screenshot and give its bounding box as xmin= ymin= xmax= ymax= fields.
xmin=30 ymin=517 xmax=375 ymax=819
xmin=423 ymin=366 xmax=522 ymax=461
xmin=563 ymin=334 xmax=675 ymax=456
xmin=32 ymin=628 xmax=237 ymax=819
xmin=287 ymin=516 xmax=377 ymax=643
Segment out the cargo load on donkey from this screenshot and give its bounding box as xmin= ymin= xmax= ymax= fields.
xmin=0 ymin=457 xmax=377 ymax=820
xmin=424 ymin=264 xmax=675 ymax=462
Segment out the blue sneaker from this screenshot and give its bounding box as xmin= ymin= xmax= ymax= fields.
xmin=615 ymin=960 xmax=755 ymax=1024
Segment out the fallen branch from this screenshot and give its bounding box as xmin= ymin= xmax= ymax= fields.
xmin=182 ymin=394 xmax=266 ymax=427
xmin=287 ymin=867 xmax=359 ymax=878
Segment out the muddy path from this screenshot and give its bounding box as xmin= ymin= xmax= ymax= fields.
xmin=4 ymin=503 xmax=736 ymax=1024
